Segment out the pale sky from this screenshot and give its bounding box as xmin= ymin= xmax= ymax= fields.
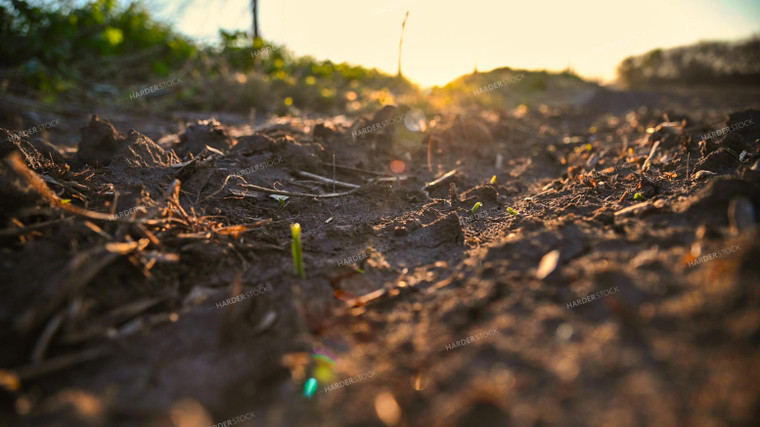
xmin=156 ymin=0 xmax=760 ymax=87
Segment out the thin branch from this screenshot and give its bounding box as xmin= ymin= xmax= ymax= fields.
xmin=296 ymin=171 xmax=360 ymax=189
xmin=318 ymin=162 xmax=390 ymax=176
xmin=236 ymin=181 xmax=372 ymax=199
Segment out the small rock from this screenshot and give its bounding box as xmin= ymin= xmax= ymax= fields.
xmin=694 ymin=147 xmax=739 ymax=175
xmin=253 ymin=311 xmax=278 ymax=335
xmin=111 ymin=130 xmax=179 ymax=171
xmin=586 ymin=153 xmax=598 ymax=169
xmin=728 ymin=196 xmax=756 ymax=234
xmin=535 ymin=250 xmax=560 ymax=280
xmin=312 ymin=123 xmax=336 ymax=140
xmin=77 ymin=115 xmax=123 ymax=166
xmin=176 ymin=119 xmax=236 ymax=156
xmin=693 ymin=170 xmax=717 ymax=180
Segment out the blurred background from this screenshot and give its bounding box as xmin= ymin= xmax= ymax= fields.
xmin=1 ymin=0 xmax=759 ymax=116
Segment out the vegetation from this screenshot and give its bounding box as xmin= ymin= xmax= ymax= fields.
xmin=427 ymin=66 xmax=596 ymax=111
xmin=291 ymin=223 xmax=304 ymax=278
xmin=5 ymin=1 xmax=756 ymax=116
xmin=617 ymin=35 xmax=760 ymax=86
xmin=1 ymin=0 xmax=197 ymax=102
xmin=0 ymin=0 xmax=417 ymax=113
xmin=471 ymin=202 xmax=482 ymax=215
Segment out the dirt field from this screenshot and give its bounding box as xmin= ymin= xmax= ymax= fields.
xmin=2 ymin=86 xmax=760 ymax=427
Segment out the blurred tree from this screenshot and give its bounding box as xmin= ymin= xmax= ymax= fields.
xmin=617 ymin=36 xmax=760 ymax=86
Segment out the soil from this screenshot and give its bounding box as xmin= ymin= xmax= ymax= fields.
xmin=1 ymin=86 xmax=760 ymax=427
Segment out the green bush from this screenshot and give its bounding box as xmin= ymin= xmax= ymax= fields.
xmin=617 ymin=36 xmax=760 ymax=86
xmin=1 ymin=0 xmax=197 ymax=100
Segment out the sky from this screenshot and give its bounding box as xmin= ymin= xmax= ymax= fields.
xmin=156 ymin=0 xmax=760 ymax=88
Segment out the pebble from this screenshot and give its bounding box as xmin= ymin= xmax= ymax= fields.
xmin=728 ymin=196 xmax=755 ymax=234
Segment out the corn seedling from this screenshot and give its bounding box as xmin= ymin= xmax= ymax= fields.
xmin=634 ymin=192 xmax=645 ymax=201
xmin=471 ymin=202 xmax=482 ymax=215
xmin=270 ymin=195 xmax=288 ymax=206
xmin=490 ymin=175 xmax=497 ymax=185
xmin=507 ymin=207 xmax=519 ymax=215
xmin=291 ymin=223 xmax=305 ymax=278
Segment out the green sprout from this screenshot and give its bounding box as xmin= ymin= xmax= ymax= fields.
xmin=471 ymin=202 xmax=482 ymax=215
xmin=291 ymin=223 xmax=305 ymax=278
xmin=271 ymin=195 xmax=288 ymax=206
xmin=507 ymin=207 xmax=519 ymax=215
xmin=634 ymin=192 xmax=645 ymax=201
xmin=490 ymin=175 xmax=497 ymax=185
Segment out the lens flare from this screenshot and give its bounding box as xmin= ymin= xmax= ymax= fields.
xmin=390 ymin=160 xmax=406 ymax=174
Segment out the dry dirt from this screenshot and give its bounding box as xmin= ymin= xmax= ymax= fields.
xmin=1 ymin=86 xmax=760 ymax=427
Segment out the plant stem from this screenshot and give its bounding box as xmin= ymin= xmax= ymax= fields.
xmin=398 ymin=11 xmax=409 ymax=77
xmin=471 ymin=202 xmax=482 ymax=215
xmin=291 ymin=223 xmax=305 ymax=278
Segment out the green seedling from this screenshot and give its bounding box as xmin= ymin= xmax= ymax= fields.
xmin=291 ymin=223 xmax=305 ymax=278
xmin=270 ymin=195 xmax=288 ymax=206
xmin=634 ymin=192 xmax=645 ymax=201
xmin=507 ymin=207 xmax=519 ymax=215
xmin=471 ymin=202 xmax=482 ymax=215
xmin=490 ymin=175 xmax=497 ymax=185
